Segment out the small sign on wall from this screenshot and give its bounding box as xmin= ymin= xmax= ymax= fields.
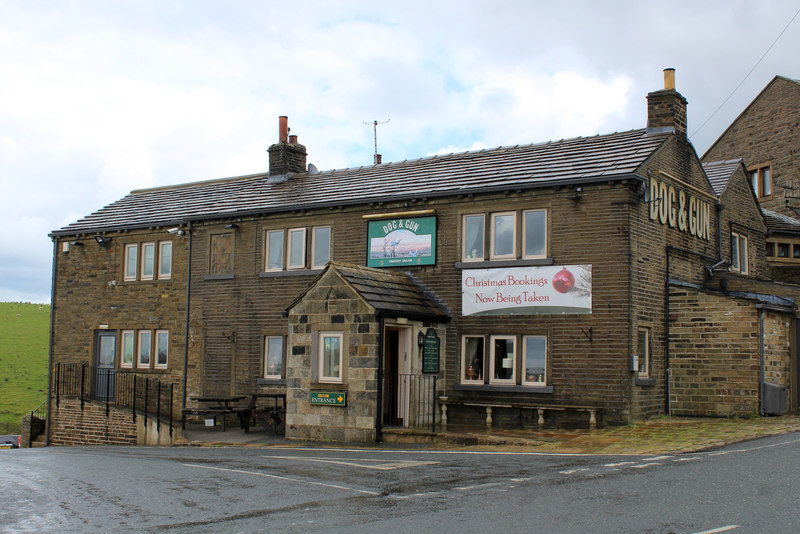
xmin=422 ymin=328 xmax=440 ymax=373
xmin=310 ymin=391 xmax=347 ymax=406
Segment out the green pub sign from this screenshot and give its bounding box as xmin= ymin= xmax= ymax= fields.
xmin=422 ymin=328 xmax=440 ymax=373
xmin=310 ymin=391 xmax=347 ymax=406
xmin=367 ymin=216 xmax=437 ymax=267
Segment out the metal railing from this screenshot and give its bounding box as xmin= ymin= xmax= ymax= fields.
xmin=54 ymin=363 xmax=174 ymax=436
xmin=28 ymin=399 xmax=47 ymax=447
xmin=382 ymin=373 xmax=438 ymax=432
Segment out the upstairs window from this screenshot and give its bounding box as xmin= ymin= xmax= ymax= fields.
xmin=158 ymin=241 xmax=172 ymax=279
xmin=287 ymin=228 xmax=307 ymax=270
xmin=311 ymin=226 xmax=331 ymax=269
xmin=124 ymin=244 xmax=138 ymax=281
xmin=462 ymin=209 xmax=548 ymax=262
xmin=141 ymin=242 xmax=155 ymax=280
xmin=750 ymin=165 xmax=772 ymax=198
xmin=266 ymin=230 xmax=285 ymax=271
xmin=777 ymin=243 xmax=790 ymax=258
xmin=731 ymin=231 xmax=749 ymax=274
xmin=155 ymin=330 xmax=169 ymax=368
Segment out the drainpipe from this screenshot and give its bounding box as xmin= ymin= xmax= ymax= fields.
xmin=45 ymin=238 xmax=58 ymax=446
xmin=665 ymin=246 xmax=671 ymax=415
xmin=181 ymin=221 xmax=193 ymax=415
xmin=375 ymin=315 xmax=385 ymax=442
xmin=715 ymin=203 xmax=724 ymax=261
xmin=758 ymin=308 xmax=765 ymax=416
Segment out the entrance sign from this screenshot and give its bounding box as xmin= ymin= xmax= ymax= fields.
xmin=367 ymin=216 xmax=436 ymax=267
xmin=462 ymin=265 xmax=592 ymax=316
xmin=421 ymin=328 xmax=440 ymax=373
xmin=310 ymin=391 xmax=347 ymax=406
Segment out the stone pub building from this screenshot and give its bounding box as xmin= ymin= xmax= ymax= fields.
xmin=46 ymin=70 xmax=799 ymax=445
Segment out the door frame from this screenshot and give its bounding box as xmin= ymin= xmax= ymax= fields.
xmin=382 ymin=323 xmax=412 ymax=427
xmin=94 ymin=330 xmax=117 ymax=401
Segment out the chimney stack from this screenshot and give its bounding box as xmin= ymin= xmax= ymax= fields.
xmin=268 ymin=116 xmax=307 ymax=176
xmin=647 ymin=68 xmax=687 ymax=138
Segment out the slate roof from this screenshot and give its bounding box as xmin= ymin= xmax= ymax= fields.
xmin=702 ymin=159 xmax=742 ymax=196
xmin=53 ymin=128 xmax=670 ymax=236
xmin=763 ymin=209 xmax=800 ymax=235
xmin=288 ymin=262 xmax=450 ymax=322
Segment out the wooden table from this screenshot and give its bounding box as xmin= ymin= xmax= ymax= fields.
xmin=185 ymin=395 xmax=247 ymax=431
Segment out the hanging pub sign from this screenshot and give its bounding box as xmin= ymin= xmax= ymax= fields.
xmin=462 ymin=265 xmax=592 ymax=316
xmin=421 ymin=328 xmax=440 ymax=373
xmin=367 ymin=216 xmax=436 ymax=267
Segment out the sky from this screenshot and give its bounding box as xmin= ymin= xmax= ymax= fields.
xmin=2 ymin=0 xmax=799 ymax=303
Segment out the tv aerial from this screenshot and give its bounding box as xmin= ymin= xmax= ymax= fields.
xmin=363 ymin=119 xmax=390 ymax=164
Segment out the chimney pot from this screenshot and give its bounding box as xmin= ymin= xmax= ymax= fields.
xmin=663 ymin=68 xmax=675 ymax=90
xmin=289 ymin=134 xmax=298 ymax=144
xmin=278 ymin=116 xmax=288 ymax=143
xmin=375 ymin=154 xmax=382 ymax=165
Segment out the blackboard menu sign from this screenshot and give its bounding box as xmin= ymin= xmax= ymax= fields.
xmin=422 ymin=328 xmax=440 ymax=373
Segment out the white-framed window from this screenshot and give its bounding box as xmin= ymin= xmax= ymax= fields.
xmin=490 ymin=212 xmax=516 ymax=260
xmin=462 ymin=214 xmax=485 ymax=261
xmin=264 ymin=336 xmax=284 ymax=379
xmin=637 ymin=327 xmax=651 ymax=377
xmin=121 ymin=330 xmax=135 ymax=368
xmin=141 ymin=242 xmax=155 ymax=280
xmin=461 ymin=335 xmax=485 ymax=383
xmin=155 ymin=330 xmax=169 ymax=368
xmin=124 ymin=244 xmax=138 ymax=281
xmin=311 ymin=226 xmax=331 ymax=269
xmin=489 ymin=335 xmax=516 ymax=384
xmin=731 ymin=231 xmax=749 ymax=274
xmin=266 ymin=229 xmax=284 ymax=271
xmin=287 ymin=228 xmax=307 ymax=270
xmin=523 ymin=209 xmax=547 ymax=259
xmin=318 ymin=332 xmax=343 ymax=383
xmin=137 ymin=330 xmax=152 ymax=368
xmin=749 ymin=165 xmax=772 ymax=198
xmin=158 ymin=241 xmax=173 ymax=279
xmin=522 ymin=335 xmax=547 ymax=385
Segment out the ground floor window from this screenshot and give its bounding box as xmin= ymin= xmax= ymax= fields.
xmin=637 ymin=327 xmax=651 ymax=377
xmin=155 ymin=330 xmax=169 ymax=368
xmin=121 ymin=330 xmax=135 ymax=368
xmin=461 ymin=333 xmax=548 ymax=387
xmin=318 ymin=332 xmax=343 ymax=383
xmin=264 ymin=336 xmax=284 ymax=379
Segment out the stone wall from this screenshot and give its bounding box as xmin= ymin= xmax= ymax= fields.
xmin=669 ymin=286 xmax=792 ymax=416
xmin=49 ymin=398 xmax=138 ymax=446
xmin=286 ymin=269 xmax=379 ymax=442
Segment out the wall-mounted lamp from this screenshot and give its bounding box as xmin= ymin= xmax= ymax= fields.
xmin=70 ymin=240 xmax=83 ymax=247
xmin=94 ymin=235 xmax=111 ymax=247
xmin=417 ymin=330 xmax=426 ymax=349
xmin=225 ymin=223 xmax=239 ymax=230
xmin=166 ymin=227 xmax=185 ymax=236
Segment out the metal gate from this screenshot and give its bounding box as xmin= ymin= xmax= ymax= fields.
xmin=381 ymin=373 xmax=437 ymax=432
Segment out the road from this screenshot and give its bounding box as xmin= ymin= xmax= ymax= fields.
xmin=2 ymin=433 xmax=800 ymax=533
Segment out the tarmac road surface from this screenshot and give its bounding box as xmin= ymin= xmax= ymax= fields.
xmin=2 ymin=433 xmax=800 ymax=533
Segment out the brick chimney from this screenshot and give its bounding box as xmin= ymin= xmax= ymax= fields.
xmin=647 ymin=68 xmax=687 ymax=138
xmin=268 ymin=116 xmax=307 ymax=175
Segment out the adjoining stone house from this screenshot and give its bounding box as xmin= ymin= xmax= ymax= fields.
xmin=46 ymin=70 xmax=800 ymax=445
xmin=702 ymin=75 xmax=800 ymax=282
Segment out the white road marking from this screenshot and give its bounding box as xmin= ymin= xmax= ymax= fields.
xmin=692 ymin=525 xmax=740 ymax=533
xmin=455 ymin=482 xmax=502 ymax=491
xmin=673 ymin=457 xmax=702 ymax=462
xmin=646 ymin=455 xmax=673 ymax=461
xmin=182 ymin=463 xmax=381 ymax=496
xmin=391 ymin=491 xmax=442 ymax=500
xmin=260 ymin=454 xmax=438 ymax=471
xmin=631 ymin=463 xmax=661 ymax=469
xmin=559 ymin=468 xmax=591 ymax=475
xmin=604 ymin=461 xmax=636 ymax=467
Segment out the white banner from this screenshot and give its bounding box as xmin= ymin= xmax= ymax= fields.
xmin=462 ymin=265 xmax=592 ymax=316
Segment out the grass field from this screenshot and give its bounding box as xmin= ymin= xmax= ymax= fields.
xmin=0 ymin=302 xmax=50 ymax=433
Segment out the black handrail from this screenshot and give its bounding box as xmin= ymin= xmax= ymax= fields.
xmin=28 ymin=399 xmax=47 ymax=447
xmin=53 ymin=363 xmax=175 ymax=436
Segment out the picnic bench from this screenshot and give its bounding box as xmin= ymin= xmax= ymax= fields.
xmin=182 ymin=395 xmax=246 ymax=431
xmin=439 ymin=398 xmax=600 ymax=429
xmin=233 ymin=393 xmax=286 ymax=435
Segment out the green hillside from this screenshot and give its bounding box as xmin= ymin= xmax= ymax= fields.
xmin=0 ymin=302 xmax=50 ymax=433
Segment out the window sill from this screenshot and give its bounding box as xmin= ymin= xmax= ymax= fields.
xmin=260 ymin=269 xmax=321 ymax=278
xmin=204 ymin=273 xmax=234 ymax=280
xmin=310 ymin=382 xmax=347 ymax=390
xmin=635 ymin=377 xmax=656 ymax=387
xmin=257 ymin=378 xmax=286 ymax=386
xmin=454 ymin=384 xmax=554 ymax=394
xmin=455 ymin=258 xmax=554 ymax=269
